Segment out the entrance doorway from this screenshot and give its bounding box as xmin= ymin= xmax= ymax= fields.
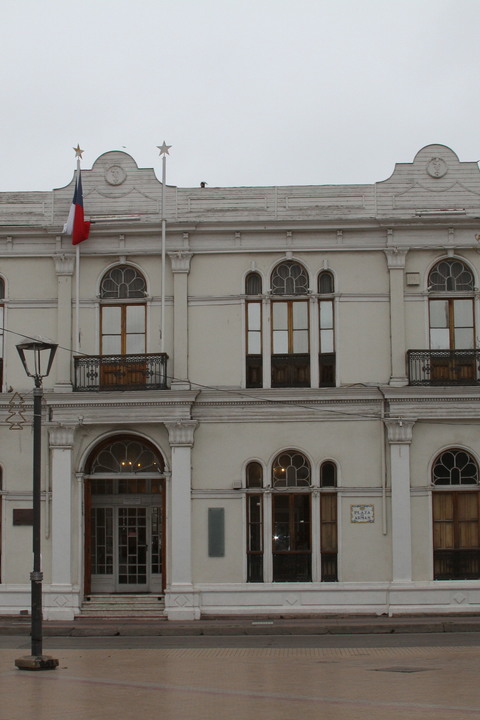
xmin=84 ymin=436 xmax=166 ymax=595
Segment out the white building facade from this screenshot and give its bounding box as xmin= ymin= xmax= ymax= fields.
xmin=1 ymin=144 xmax=480 ymax=620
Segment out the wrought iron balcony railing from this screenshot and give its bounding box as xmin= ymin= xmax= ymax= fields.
xmin=74 ymin=353 xmax=169 ymax=392
xmin=407 ymin=349 xmax=480 ymax=386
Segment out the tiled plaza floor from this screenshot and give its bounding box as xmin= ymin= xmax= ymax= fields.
xmin=1 ymin=644 xmax=479 ymax=719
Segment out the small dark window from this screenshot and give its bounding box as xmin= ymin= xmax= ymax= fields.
xmin=318 ymin=271 xmax=334 ymax=294
xmin=245 ymin=272 xmax=262 ymax=295
xmin=320 ymin=461 xmax=337 ymax=487
xmin=246 ymin=461 xmax=263 ymax=488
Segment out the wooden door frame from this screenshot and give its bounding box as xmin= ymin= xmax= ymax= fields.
xmin=84 ymin=478 xmax=166 ymax=595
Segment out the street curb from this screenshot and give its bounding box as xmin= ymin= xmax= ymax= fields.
xmin=2 ymin=615 xmax=480 ymax=638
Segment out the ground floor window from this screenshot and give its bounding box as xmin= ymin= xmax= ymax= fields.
xmin=246 ymin=454 xmax=338 ymax=583
xmin=432 ymin=448 xmax=480 ymax=580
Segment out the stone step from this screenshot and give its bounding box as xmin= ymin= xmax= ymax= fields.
xmin=78 ymin=594 xmax=166 ymax=619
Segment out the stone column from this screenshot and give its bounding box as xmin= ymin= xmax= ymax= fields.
xmin=53 ymin=255 xmax=75 ymax=392
xmin=49 ymin=426 xmax=75 ymax=603
xmin=164 ymin=420 xmax=198 ymax=619
xmin=385 ymin=419 xmax=414 ymax=582
xmin=384 ymin=247 xmax=408 ymax=387
xmin=169 ymin=252 xmax=192 ymax=389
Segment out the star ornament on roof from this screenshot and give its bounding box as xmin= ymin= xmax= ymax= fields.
xmin=73 ymin=144 xmax=84 ymax=159
xmin=157 ymin=141 xmax=172 ymax=156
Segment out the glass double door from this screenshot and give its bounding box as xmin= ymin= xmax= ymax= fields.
xmin=91 ymin=503 xmax=163 ymax=593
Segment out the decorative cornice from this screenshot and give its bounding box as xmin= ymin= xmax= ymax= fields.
xmin=53 ymin=254 xmax=75 ymax=276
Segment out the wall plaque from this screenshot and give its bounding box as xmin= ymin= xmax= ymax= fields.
xmin=350 ymin=504 xmax=374 ymax=523
xmin=13 ymin=509 xmax=34 ymax=526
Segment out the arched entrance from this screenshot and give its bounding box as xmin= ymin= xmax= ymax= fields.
xmin=84 ymin=435 xmax=166 ymax=594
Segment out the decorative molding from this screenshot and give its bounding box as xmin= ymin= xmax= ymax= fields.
xmin=384 ymin=419 xmax=415 ymax=444
xmin=165 ymin=420 xmax=198 ymax=446
xmin=169 ymin=251 xmax=192 ymax=273
xmin=53 ymin=254 xmax=75 ymax=276
xmin=384 ymin=248 xmax=408 ymax=269
xmin=49 ymin=425 xmax=76 ymax=448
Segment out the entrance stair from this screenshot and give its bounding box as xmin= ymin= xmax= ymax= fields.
xmin=78 ymin=594 xmax=166 ymax=619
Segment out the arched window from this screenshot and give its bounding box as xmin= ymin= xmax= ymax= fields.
xmin=432 ymin=448 xmax=480 ymax=580
xmin=271 ymin=261 xmax=309 ymax=295
xmin=246 ymin=461 xmax=264 ymax=582
xmin=318 ymin=272 xmax=335 ymax=387
xmin=89 ymin=436 xmax=164 ymax=475
xmin=320 ymin=461 xmax=337 ymax=487
xmin=272 ymin=450 xmax=310 ymax=487
xmin=320 ymin=461 xmax=338 ymax=581
xmin=100 ymin=265 xmax=146 ymax=299
xmin=245 ymin=273 xmax=263 ymax=388
xmin=429 ymin=260 xmax=474 ymax=292
xmin=432 ymin=449 xmax=478 ymax=486
xmin=318 ymin=271 xmax=334 ymax=294
xmin=270 ymin=262 xmax=310 ymax=388
xmin=427 ymin=259 xmax=476 ymax=384
xmin=246 ymin=461 xmax=263 ymax=488
xmin=271 ymin=451 xmax=311 ymax=581
xmin=99 ymin=265 xmax=147 ymax=388
xmin=245 ymin=272 xmax=262 ymax=295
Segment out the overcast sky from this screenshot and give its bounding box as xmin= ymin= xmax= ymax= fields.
xmin=1 ymin=0 xmax=479 ymax=192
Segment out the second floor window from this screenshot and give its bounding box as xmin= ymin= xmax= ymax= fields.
xmin=271 ymin=261 xmax=310 ymax=388
xmin=100 ymin=266 xmax=147 ymax=356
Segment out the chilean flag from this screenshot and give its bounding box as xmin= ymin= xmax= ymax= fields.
xmin=63 ymin=170 xmax=90 ymax=245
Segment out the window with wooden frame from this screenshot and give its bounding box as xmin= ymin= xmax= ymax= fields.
xmin=318 ymin=271 xmax=335 ymax=387
xmin=246 ymin=461 xmax=263 ymax=582
xmin=432 ymin=448 xmax=480 ymax=580
xmin=320 ymin=461 xmax=338 ymax=581
xmin=99 ymin=266 xmax=147 ymax=388
xmin=245 ymin=272 xmax=263 ymax=388
xmin=428 ymin=259 xmax=476 ymax=383
xmin=271 ymin=262 xmax=310 ymax=388
xmin=272 ymin=451 xmax=312 ymax=582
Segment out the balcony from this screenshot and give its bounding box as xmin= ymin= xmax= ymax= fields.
xmin=74 ymin=353 xmax=169 ymax=392
xmin=407 ymin=349 xmax=480 ymax=386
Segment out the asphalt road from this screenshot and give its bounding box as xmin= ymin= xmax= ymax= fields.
xmin=2 ymin=631 xmax=480 ymax=650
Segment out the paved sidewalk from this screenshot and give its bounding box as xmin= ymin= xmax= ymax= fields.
xmin=2 ymin=613 xmax=480 ymax=636
xmin=2 ymin=642 xmax=480 ymax=720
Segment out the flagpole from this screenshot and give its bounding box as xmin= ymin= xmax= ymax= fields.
xmin=157 ymin=142 xmax=171 ymax=356
xmin=75 ymin=158 xmax=81 ymax=353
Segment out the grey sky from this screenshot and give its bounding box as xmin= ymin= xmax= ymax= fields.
xmin=1 ymin=0 xmax=479 ymax=192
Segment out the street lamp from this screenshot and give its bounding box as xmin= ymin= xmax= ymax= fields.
xmin=15 ymin=338 xmax=59 ymax=671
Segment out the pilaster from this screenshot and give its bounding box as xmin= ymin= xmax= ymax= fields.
xmin=385 ymin=418 xmax=414 ymax=582
xmin=384 ymin=246 xmax=408 ymax=386
xmin=49 ymin=425 xmax=75 ymax=589
xmin=53 ymin=255 xmax=75 ymax=392
xmin=164 ymin=420 xmax=199 ymax=620
xmin=169 ymin=252 xmax=192 ymax=389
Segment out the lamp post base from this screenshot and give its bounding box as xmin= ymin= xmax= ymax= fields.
xmin=15 ymin=655 xmax=59 ymax=671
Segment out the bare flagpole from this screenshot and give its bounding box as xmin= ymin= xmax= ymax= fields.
xmin=157 ymin=142 xmax=171 ymax=354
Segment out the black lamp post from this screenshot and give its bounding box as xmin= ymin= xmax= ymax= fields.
xmin=15 ymin=338 xmax=59 ymax=671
